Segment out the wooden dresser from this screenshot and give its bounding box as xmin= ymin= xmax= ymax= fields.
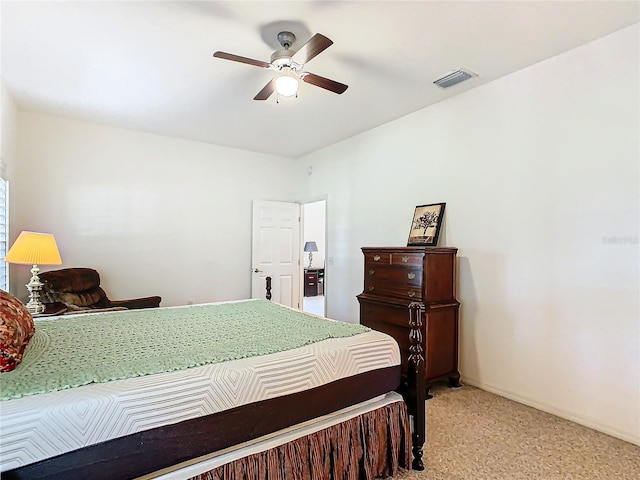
xmin=357 ymin=247 xmax=460 ymax=398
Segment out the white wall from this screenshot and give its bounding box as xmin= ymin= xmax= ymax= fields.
xmin=301 ymin=25 xmax=640 ymax=444
xmin=13 ymin=113 xmax=303 ymax=305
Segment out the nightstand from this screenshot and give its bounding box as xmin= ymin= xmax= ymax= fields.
xmin=304 ymin=272 xmax=318 ymax=297
xmin=304 ymin=268 xmax=325 ymax=297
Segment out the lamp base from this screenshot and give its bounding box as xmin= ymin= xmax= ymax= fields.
xmin=25 ymin=264 xmax=45 ymax=315
xmin=308 ymin=252 xmax=313 ymax=269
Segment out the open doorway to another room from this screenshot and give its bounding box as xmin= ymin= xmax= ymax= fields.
xmin=302 ymin=200 xmax=326 ymax=317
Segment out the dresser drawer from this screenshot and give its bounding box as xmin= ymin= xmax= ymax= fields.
xmin=364 ymin=282 xmax=423 ymax=301
xmin=390 ymin=252 xmax=424 ymax=266
xmin=364 ymin=252 xmax=391 ymax=265
xmin=359 ymin=299 xmax=413 ymax=333
xmin=365 ymin=265 xmax=422 ymax=286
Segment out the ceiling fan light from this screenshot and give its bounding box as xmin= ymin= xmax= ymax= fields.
xmin=275 ymin=74 xmax=299 ymax=97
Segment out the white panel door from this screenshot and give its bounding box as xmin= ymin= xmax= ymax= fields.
xmin=252 ymin=200 xmax=301 ymax=307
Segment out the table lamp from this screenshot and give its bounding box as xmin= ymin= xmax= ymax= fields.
xmin=4 ymin=231 xmax=62 ymax=314
xmin=303 ymin=241 xmax=318 ymax=269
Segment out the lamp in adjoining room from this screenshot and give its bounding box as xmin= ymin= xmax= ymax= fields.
xmin=4 ymin=231 xmax=62 ymax=314
xmin=303 ymin=241 xmax=318 ymax=269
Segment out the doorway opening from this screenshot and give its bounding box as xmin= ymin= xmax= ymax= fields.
xmin=302 ymin=199 xmax=326 ymax=317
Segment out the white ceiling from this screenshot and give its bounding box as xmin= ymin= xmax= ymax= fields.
xmin=2 ymin=1 xmax=638 ymax=158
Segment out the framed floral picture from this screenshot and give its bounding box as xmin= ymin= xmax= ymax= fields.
xmin=407 ymin=202 xmax=446 ymax=246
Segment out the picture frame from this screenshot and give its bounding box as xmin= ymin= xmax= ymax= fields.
xmin=407 ymin=202 xmax=446 ymax=247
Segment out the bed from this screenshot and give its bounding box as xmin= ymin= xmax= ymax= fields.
xmin=0 ymin=288 xmax=426 ymax=479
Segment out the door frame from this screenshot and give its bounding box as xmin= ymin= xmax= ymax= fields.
xmin=299 ymin=195 xmax=328 ymax=316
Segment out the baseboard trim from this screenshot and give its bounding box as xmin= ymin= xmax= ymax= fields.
xmin=462 ymin=377 xmax=640 ymax=447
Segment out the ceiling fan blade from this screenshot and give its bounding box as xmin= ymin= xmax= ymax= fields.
xmin=254 ymin=79 xmax=275 ymax=100
xmin=292 ymin=33 xmax=333 ymax=65
xmin=213 ymin=51 xmax=271 ymax=69
xmin=301 ymin=73 xmax=348 ymax=94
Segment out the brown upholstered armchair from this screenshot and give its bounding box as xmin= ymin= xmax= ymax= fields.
xmin=40 ymin=268 xmax=161 ymax=311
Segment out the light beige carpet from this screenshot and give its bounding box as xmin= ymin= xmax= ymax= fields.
xmin=390 ymin=385 xmax=639 ymax=480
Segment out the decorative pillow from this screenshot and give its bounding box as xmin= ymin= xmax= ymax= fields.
xmin=0 ymin=289 xmax=35 ymax=372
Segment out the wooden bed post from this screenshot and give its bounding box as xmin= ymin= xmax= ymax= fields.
xmin=265 ymin=276 xmax=272 ymax=301
xmin=408 ymin=301 xmax=426 ymax=470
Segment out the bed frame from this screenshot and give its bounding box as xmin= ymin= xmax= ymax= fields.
xmin=4 ymin=282 xmax=427 ymax=478
xmin=406 ymin=301 xmax=427 ymax=470
xmin=5 ymin=368 xmax=401 ymax=479
xmin=266 ymin=279 xmax=427 ymax=471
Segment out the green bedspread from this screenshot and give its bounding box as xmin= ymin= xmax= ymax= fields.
xmin=0 ymin=300 xmax=368 ymax=401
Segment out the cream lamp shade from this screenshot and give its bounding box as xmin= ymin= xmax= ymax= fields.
xmin=4 ymin=231 xmax=62 ymax=314
xmin=5 ymin=231 xmax=62 ymax=266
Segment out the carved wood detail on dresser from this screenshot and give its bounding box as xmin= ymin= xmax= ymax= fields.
xmin=357 ymin=247 xmax=461 ymax=399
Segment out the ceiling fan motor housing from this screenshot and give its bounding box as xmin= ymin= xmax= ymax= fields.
xmin=271 ymin=31 xmax=298 ymax=69
xmin=277 ymin=31 xmax=296 ymax=49
xmin=271 ymin=53 xmax=300 ymax=69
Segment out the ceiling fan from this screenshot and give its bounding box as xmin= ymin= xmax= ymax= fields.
xmin=213 ymin=31 xmax=348 ymax=101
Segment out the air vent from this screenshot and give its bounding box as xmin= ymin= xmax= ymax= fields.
xmin=433 ymin=68 xmax=476 ymax=89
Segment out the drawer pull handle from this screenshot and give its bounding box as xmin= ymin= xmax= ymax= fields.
xmin=408 ymin=291 xmax=416 ymax=298
xmin=402 ymin=256 xmax=409 ymax=263
xmin=373 ymin=255 xmax=381 ymax=262
xmin=368 ymin=286 xmax=375 ymax=292
xmin=369 ymin=269 xmax=375 ymax=276
xmin=407 ymin=272 xmax=416 ymax=280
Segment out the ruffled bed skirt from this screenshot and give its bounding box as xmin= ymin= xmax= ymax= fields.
xmin=189 ymin=400 xmax=411 ymax=480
